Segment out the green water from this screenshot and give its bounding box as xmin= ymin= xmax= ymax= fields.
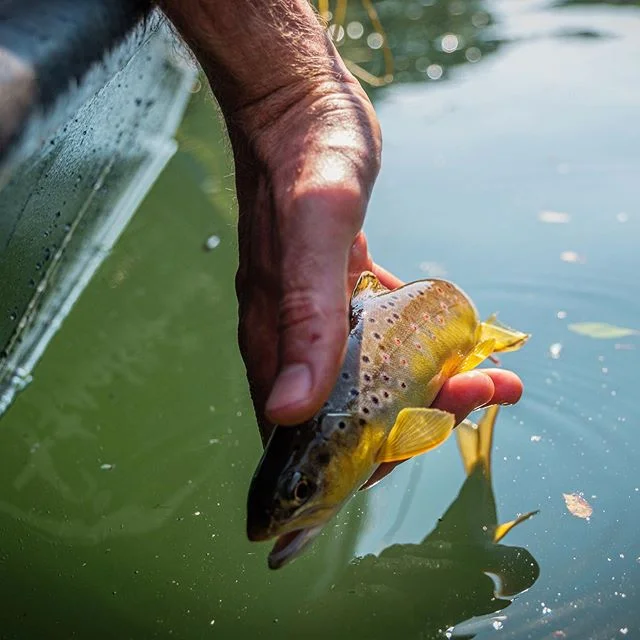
xmin=1 ymin=1 xmax=640 ymax=637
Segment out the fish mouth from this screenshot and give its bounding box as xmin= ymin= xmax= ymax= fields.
xmin=267 ymin=525 xmax=324 ymax=570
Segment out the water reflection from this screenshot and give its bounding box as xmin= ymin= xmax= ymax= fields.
xmin=285 ymin=406 xmax=539 ymax=638
xmin=314 ymin=0 xmax=501 ymax=91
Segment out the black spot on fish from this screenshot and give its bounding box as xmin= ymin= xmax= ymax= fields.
xmin=369 ymin=317 xmax=376 ymax=323
xmin=350 ymin=388 xmax=359 ymax=396
xmin=359 ymin=418 xmax=367 ymax=426
xmin=362 ymin=355 xmax=370 ymax=363
xmin=342 ymin=372 xmax=350 ymax=380
xmin=363 ymin=373 xmax=371 ymax=382
xmin=382 ymin=374 xmax=390 ymax=382
xmin=393 ymin=313 xmax=400 ymax=320
xmin=386 ymin=318 xmax=394 ymax=324
xmin=388 ymin=301 xmax=395 ymax=307
xmin=338 ymin=421 xmax=346 ymax=430
xmin=381 ymin=304 xmax=388 ymax=310
xmin=373 ymin=332 xmax=381 ymax=339
xmin=371 ymin=396 xmax=379 ymax=404
xmin=362 ymin=407 xmax=370 ymax=414
xmin=383 ymin=391 xmax=390 ymax=399
xmin=400 ymin=382 xmax=407 ymax=389
xmin=408 ymin=293 xmax=414 ymax=299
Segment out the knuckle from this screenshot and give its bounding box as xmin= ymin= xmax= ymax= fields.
xmin=279 ymin=289 xmax=346 ymax=344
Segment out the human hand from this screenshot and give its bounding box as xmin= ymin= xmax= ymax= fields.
xmin=158 ymin=0 xmax=523 ymax=478
xmin=229 ymin=71 xmax=523 ymax=447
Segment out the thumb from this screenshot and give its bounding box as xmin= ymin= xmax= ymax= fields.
xmin=264 ymin=185 xmax=364 ymax=426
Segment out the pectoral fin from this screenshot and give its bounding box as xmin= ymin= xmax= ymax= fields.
xmin=376 ymin=408 xmax=456 ymax=463
xmin=481 ymin=314 xmax=530 ymax=353
xmin=457 ymin=338 xmax=497 ymax=373
xmin=493 ymin=510 xmax=539 ymax=543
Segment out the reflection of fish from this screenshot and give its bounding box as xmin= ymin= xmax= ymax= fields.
xmin=286 ymin=406 xmax=540 ymax=639
xmin=247 ymin=272 xmax=530 ymax=569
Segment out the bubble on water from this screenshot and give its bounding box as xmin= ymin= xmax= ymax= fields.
xmin=560 ymin=250 xmax=585 ymax=263
xmin=531 ymin=435 xmax=542 ymax=442
xmin=347 ymin=21 xmax=364 ymax=39
xmin=193 ymin=511 xmax=201 ymax=516
xmin=418 ymin=261 xmax=447 ymax=278
xmin=620 ymin=629 xmax=629 ymax=635
xmin=427 ymin=64 xmax=443 ymax=80
xmin=549 ymin=343 xmax=563 ymax=359
xmin=491 ymin=619 xmax=503 ymax=630
xmin=557 ymin=310 xmax=567 ymax=319
xmin=465 ymin=47 xmax=481 ymax=63
xmin=539 ymin=210 xmax=570 ymax=224
xmin=471 ymin=11 xmax=489 ymax=27
xmin=440 ymin=34 xmax=459 ymax=53
xmin=328 ymin=24 xmax=345 ymax=42
xmin=616 ymin=212 xmax=629 ymax=223
xmin=100 ymin=463 xmax=115 ymax=471
xmin=367 ymin=32 xmax=384 ymax=50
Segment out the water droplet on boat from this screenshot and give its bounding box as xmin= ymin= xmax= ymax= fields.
xmin=205 ymin=235 xmax=220 ymax=251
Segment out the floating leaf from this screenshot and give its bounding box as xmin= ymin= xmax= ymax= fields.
xmin=568 ymin=322 xmax=638 ymax=339
xmin=563 ymin=492 xmax=593 ymax=519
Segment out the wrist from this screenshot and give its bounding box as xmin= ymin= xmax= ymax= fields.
xmin=159 ymin=0 xmax=350 ymax=115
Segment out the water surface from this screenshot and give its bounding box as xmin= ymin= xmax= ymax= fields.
xmin=1 ymin=1 xmax=639 ymax=638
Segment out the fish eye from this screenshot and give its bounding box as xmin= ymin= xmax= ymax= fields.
xmin=294 ymin=479 xmax=311 ymax=502
xmin=287 ymin=471 xmax=315 ymax=505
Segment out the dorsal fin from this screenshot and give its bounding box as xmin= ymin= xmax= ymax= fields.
xmin=351 ymin=271 xmax=388 ymax=307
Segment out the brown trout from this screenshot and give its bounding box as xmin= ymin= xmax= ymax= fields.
xmin=247 ymin=272 xmax=530 ymax=569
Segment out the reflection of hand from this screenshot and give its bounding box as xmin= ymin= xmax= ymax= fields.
xmin=159 ymin=0 xmax=523 ymax=461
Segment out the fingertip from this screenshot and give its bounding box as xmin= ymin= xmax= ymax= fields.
xmin=265 ymin=363 xmax=315 ymax=426
xmin=481 ymin=368 xmax=524 ymax=406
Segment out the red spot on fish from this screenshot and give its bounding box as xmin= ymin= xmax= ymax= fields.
xmin=394 ymin=337 xmax=401 ymax=346
xmin=422 ymin=313 xmax=430 ymax=322
xmin=415 ymin=343 xmax=422 ymax=350
xmin=400 ymin=358 xmax=408 ymax=366
xmin=436 ymin=315 xmax=444 ymax=325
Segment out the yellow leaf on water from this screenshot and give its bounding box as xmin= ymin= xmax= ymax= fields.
xmin=568 ymin=322 xmax=638 ymax=339
xmin=563 ymin=493 xmax=593 ymax=519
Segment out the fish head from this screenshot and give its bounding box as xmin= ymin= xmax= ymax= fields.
xmin=247 ymin=410 xmax=369 ymax=569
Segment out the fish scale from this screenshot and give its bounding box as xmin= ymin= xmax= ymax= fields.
xmin=246 ymin=271 xmax=530 ymax=569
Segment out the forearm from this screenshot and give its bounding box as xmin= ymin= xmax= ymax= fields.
xmin=158 ymin=0 xmax=350 ymax=116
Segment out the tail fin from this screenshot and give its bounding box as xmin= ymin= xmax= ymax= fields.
xmin=455 ymin=404 xmax=499 ymax=477
xmin=480 ymin=314 xmax=530 ymax=354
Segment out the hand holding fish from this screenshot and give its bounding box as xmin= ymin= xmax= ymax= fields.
xmin=161 ymin=0 xmax=527 ymax=568
xmin=160 ymin=0 xmax=523 ymax=445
